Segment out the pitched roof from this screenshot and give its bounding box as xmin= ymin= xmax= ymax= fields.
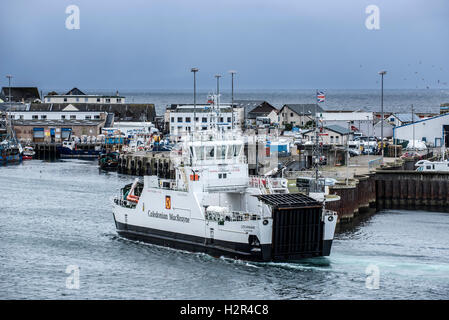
xmin=233 ymin=100 xmax=276 ymax=117
xmin=281 ymin=104 xmax=324 ymax=116
xmin=324 ymin=124 xmax=352 ymax=135
xmin=1 ymin=87 xmax=40 ymax=103
xmin=392 ymin=113 xmax=414 ymax=123
xmin=65 ymin=87 xmax=86 ymax=95
xmin=247 ymin=104 xmax=278 ymax=119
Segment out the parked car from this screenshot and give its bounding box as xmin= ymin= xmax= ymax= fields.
xmin=401 ymin=152 xmax=423 ymax=159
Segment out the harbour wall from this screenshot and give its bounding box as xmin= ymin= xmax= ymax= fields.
xmin=325 ymin=174 xmax=376 ymax=223
xmin=117 ymin=152 xmax=174 ymax=178
xmin=375 ymin=170 xmax=449 ymax=212
xmin=326 ymin=169 xmax=449 ymax=224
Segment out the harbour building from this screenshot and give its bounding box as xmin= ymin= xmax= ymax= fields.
xmin=393 ymin=113 xmax=449 ymax=148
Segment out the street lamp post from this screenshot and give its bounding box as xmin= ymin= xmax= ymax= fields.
xmin=191 ymin=68 xmax=198 ymax=133
xmin=346 ymin=120 xmax=350 ymax=185
xmin=215 ymin=74 xmax=221 ymax=107
xmin=229 ymin=70 xmax=236 ymax=130
xmin=378 ymin=70 xmax=387 ymax=161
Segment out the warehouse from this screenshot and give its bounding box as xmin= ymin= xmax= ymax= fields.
xmin=393 ymin=113 xmax=449 ymax=147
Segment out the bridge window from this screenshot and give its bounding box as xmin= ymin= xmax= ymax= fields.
xmin=194 ymin=146 xmax=204 ymax=160
xmin=217 ymin=145 xmax=226 ymax=160
xmin=206 ymin=146 xmax=215 ymax=160
xmin=226 ymin=144 xmax=241 ymax=159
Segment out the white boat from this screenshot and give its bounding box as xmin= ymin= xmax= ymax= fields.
xmin=112 ymin=128 xmax=337 ymax=261
xmin=22 ymin=146 xmax=35 ymax=160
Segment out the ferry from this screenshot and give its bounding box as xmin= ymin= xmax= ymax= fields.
xmin=112 ymin=106 xmax=337 ymax=261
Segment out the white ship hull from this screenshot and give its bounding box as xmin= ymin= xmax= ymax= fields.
xmin=112 ymin=180 xmax=337 ymax=261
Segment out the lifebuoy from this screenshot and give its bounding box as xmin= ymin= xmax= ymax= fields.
xmin=127 ymin=194 xmax=139 ymax=203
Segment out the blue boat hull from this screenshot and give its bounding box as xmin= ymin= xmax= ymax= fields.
xmin=57 ymin=146 xmax=104 ymax=159
xmin=0 ymin=153 xmax=22 ymax=166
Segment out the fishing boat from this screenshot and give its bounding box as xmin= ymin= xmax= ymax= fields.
xmin=0 ymin=110 xmax=22 ymax=165
xmin=112 ymin=98 xmax=337 ymax=262
xmin=57 ymin=140 xmax=104 ymax=159
xmin=0 ymin=141 xmax=22 ymax=165
xmin=22 ymin=146 xmax=35 ymax=160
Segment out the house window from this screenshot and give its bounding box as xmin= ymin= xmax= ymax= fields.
xmin=19 ymin=115 xmax=23 ymax=120
xmin=117 ymin=98 xmax=121 ymax=103
xmin=177 ymin=117 xmax=183 ymax=122
xmin=330 ymin=136 xmax=334 ymax=143
xmin=171 ymin=117 xmax=174 ymax=122
xmin=185 ymin=117 xmax=191 ymax=123
xmin=227 ymin=117 xmax=231 ymax=122
xmin=195 ymin=117 xmax=199 ymax=122
xmin=291 ymin=113 xmax=293 ymax=117
xmin=85 ymin=115 xmax=91 ymax=120
xmin=70 ymin=115 xmax=76 ymax=120
xmin=41 ymin=115 xmax=47 ymax=119
xmin=94 ymin=115 xmax=100 ymax=119
xmin=336 ymin=136 xmax=340 ymax=143
xmin=32 ymin=115 xmax=38 ymax=119
xmin=202 ymin=117 xmax=207 ymax=123
xmin=219 ymin=117 xmax=224 ymax=122
xmin=46 ymin=98 xmax=51 ymax=102
xmin=64 ymin=98 xmax=67 ymax=102
xmin=84 ymin=98 xmax=88 ymax=102
xmin=61 ymin=115 xmax=66 ymax=119
xmin=97 ymin=98 xmax=101 ymax=102
xmin=76 ymin=98 xmax=79 ymax=102
xmin=106 ymin=98 xmax=111 ymax=103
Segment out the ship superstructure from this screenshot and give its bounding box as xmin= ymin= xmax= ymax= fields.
xmin=112 ymin=98 xmax=337 ymax=261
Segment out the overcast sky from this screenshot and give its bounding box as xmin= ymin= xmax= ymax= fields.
xmin=1 ymin=0 xmax=448 ymax=91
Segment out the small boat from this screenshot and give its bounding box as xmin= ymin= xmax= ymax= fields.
xmin=57 ymin=140 xmax=104 ymax=159
xmin=99 ymin=151 xmax=120 ymax=171
xmin=0 ymin=141 xmax=22 ymax=166
xmin=22 ymin=146 xmax=35 ymax=160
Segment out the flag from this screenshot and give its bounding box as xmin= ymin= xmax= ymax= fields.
xmin=317 ymin=90 xmax=325 ymax=103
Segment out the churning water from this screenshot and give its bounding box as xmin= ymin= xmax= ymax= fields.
xmin=1 ymin=160 xmax=448 ymax=299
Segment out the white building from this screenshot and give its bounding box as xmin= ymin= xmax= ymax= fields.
xmin=302 ymin=125 xmax=354 ymax=145
xmin=374 ymin=120 xmax=394 ymax=139
xmin=166 ymin=103 xmax=243 ymax=136
xmin=387 ymin=113 xmax=414 ymax=127
xmin=9 ymin=108 xmax=106 ymax=121
xmin=44 ymin=87 xmax=125 ymax=104
xmin=321 ymin=111 xmax=374 ymax=137
xmin=393 ymin=113 xmax=449 ymax=147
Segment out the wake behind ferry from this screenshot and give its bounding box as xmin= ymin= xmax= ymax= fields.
xmin=112 ymin=101 xmax=337 ymax=262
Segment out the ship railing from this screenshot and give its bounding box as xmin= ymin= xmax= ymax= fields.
xmin=206 ymin=211 xmax=261 ymax=224
xmin=248 ymin=176 xmax=288 ymax=194
xmin=114 ymin=195 xmax=137 ymax=209
xmin=157 ymin=178 xmax=188 ymax=191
